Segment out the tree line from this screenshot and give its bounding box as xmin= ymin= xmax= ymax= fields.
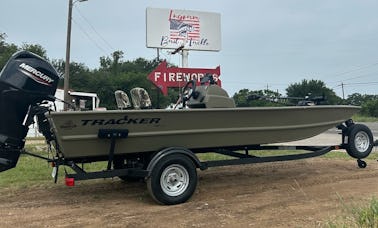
xmin=0 ymin=33 xmax=176 ymax=109
xmin=233 ymin=80 xmax=377 ymax=117
xmin=0 ymin=33 xmax=377 ymax=116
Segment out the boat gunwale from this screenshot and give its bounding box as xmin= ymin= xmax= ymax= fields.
xmin=48 ymin=105 xmax=361 ymax=116
xmin=59 ymin=119 xmax=347 ymax=141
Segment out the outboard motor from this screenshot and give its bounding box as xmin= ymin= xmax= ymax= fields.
xmin=0 ymin=51 xmax=59 ymax=172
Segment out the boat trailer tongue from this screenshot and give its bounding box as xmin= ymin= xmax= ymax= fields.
xmin=0 ymin=50 xmax=59 ymax=172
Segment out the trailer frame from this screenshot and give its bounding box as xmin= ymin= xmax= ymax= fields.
xmin=21 ymin=121 xmax=377 ymax=205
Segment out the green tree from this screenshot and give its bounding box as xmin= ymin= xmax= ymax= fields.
xmin=70 ymin=52 xmax=172 ymax=109
xmin=51 ymin=59 xmax=90 ymax=90
xmin=361 ymin=99 xmax=378 ymax=117
xmin=355 ymin=95 xmax=378 ymax=117
xmin=286 ymin=79 xmax=342 ymax=105
xmin=20 ymin=43 xmax=47 ymax=59
xmin=345 ymin=93 xmax=365 ymax=105
xmin=233 ymin=89 xmax=283 ymax=107
xmin=346 ymin=93 xmax=378 ymax=105
xmin=0 ymin=33 xmax=18 ymax=69
xmin=0 ymin=34 xmax=48 ymax=69
xmin=233 ymin=89 xmax=250 ymax=107
xmin=99 ymin=50 xmax=124 ymax=75
xmin=345 ymin=93 xmax=378 ymax=117
xmin=0 ymin=38 xmax=179 ymax=109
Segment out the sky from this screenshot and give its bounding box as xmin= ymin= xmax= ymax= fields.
xmin=1 ymin=0 xmax=378 ymax=98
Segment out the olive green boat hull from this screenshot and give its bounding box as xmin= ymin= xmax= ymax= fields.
xmin=47 ymin=105 xmax=359 ymax=159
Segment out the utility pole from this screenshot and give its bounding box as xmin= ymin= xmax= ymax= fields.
xmin=64 ymin=0 xmax=73 ymax=111
xmin=341 ymin=82 xmax=345 ymax=100
xmin=182 ymin=49 xmax=189 ymax=68
xmin=64 ymin=0 xmax=88 ymax=111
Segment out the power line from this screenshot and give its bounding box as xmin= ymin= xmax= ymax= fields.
xmin=343 ymin=81 xmax=378 ymax=86
xmin=74 ymin=6 xmax=115 ymax=52
xmin=343 ymin=72 xmax=377 ymax=82
xmin=323 ymin=61 xmax=378 ymax=80
xmin=328 ymin=72 xmax=378 ymax=84
xmin=72 ymin=17 xmax=108 ymax=55
xmin=333 ymin=81 xmax=378 ymax=90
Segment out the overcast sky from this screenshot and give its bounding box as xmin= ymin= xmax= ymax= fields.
xmin=1 ymin=0 xmax=377 ymax=97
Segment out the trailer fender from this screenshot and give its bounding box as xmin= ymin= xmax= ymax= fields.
xmin=146 ymin=147 xmax=206 ymax=178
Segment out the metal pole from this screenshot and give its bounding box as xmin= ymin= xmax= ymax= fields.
xmin=64 ymin=0 xmax=73 ymax=111
xmin=182 ymin=50 xmax=188 ymax=68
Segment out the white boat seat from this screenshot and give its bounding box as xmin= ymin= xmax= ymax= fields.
xmin=114 ymin=90 xmax=132 ymax=110
xmin=130 ymin=87 xmax=152 ymax=109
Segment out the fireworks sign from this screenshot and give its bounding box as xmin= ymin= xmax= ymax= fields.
xmin=148 ymin=61 xmax=221 ymax=95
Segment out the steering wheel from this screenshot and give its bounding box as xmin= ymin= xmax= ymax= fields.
xmin=180 ymin=80 xmax=196 ymax=107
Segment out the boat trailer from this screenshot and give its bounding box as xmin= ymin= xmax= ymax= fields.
xmin=21 ymin=119 xmax=377 ymax=205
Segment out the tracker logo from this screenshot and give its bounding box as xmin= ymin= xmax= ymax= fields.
xmin=19 ymin=63 xmax=54 ymax=86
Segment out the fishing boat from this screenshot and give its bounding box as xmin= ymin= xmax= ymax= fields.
xmin=48 ymin=105 xmax=359 ymax=160
xmin=0 ymin=51 xmax=376 ymax=205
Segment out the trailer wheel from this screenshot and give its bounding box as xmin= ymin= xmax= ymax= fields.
xmin=345 ymin=124 xmax=373 ymax=159
xmin=147 ymin=154 xmax=197 ymax=205
xmin=357 ymin=159 xmax=367 ymax=169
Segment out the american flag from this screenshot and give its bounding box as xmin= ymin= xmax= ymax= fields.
xmin=169 ymin=14 xmax=200 ymax=40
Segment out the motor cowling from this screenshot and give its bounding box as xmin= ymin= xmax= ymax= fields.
xmin=0 ymin=51 xmax=59 ymax=172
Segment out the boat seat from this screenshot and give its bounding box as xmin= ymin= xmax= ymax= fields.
xmin=114 ymin=90 xmax=132 ymax=110
xmin=130 ymin=87 xmax=152 ymax=109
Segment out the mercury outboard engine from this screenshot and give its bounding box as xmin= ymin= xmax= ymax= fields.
xmin=0 ymin=51 xmax=59 ymax=172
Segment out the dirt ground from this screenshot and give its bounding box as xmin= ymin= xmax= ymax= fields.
xmin=1 ymin=157 xmax=378 ymax=228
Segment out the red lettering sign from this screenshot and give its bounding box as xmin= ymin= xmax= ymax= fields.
xmin=148 ymin=60 xmax=221 ymax=95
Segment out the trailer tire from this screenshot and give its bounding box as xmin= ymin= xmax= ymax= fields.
xmin=357 ymin=159 xmax=367 ymax=169
xmin=147 ymin=154 xmax=197 ymax=205
xmin=345 ymin=124 xmax=373 ymax=159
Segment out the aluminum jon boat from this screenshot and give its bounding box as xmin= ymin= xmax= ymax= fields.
xmin=48 ymin=105 xmax=359 ymax=160
xmin=1 ymin=51 xmax=376 ymax=205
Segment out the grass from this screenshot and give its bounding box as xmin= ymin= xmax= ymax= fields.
xmin=0 ymin=143 xmax=107 ymax=188
xmin=327 ymin=197 xmax=378 ymax=228
xmin=323 ymin=150 xmax=378 ymax=160
xmin=0 ymin=153 xmax=52 ymax=188
xmin=352 ymin=114 xmax=378 ymax=123
xmin=353 ymin=198 xmax=378 ymax=228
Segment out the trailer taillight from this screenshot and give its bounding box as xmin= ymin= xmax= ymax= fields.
xmin=65 ymin=177 xmax=75 ymax=187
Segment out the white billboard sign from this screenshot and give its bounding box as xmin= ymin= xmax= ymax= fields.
xmin=146 ymin=7 xmax=221 ymax=51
